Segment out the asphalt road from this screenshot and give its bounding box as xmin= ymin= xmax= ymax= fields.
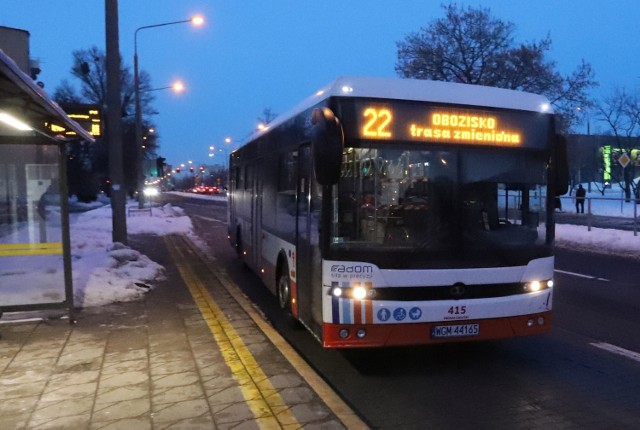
xmin=166 ymin=193 xmax=640 ymax=429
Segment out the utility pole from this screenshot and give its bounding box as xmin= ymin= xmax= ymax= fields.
xmin=105 ymin=0 xmax=127 ymax=244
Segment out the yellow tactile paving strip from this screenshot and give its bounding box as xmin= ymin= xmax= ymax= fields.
xmin=165 ymin=235 xmax=301 ymax=429
xmin=168 ymin=234 xmax=369 ymax=430
xmin=0 ymin=242 xmax=62 ymax=256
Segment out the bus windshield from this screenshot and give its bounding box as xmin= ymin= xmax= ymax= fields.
xmin=331 ymin=146 xmax=550 ymax=268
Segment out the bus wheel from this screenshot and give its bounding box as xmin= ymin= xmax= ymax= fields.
xmin=277 ymin=266 xmax=301 ymax=329
xmin=277 ymin=267 xmax=291 ymax=312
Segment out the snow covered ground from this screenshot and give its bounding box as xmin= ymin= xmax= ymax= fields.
xmin=555 ymin=186 xmax=640 ymax=255
xmin=0 ymin=187 xmax=638 ymax=312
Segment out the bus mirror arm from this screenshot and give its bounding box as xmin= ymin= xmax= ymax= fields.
xmin=553 ymin=134 xmax=569 ymax=196
xmin=311 ymin=107 xmax=344 ymax=186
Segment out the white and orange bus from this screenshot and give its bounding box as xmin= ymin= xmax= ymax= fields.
xmin=228 ymin=76 xmax=567 ymax=348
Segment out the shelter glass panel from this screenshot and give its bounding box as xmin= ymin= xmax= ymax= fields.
xmin=0 ymin=144 xmax=65 ymax=306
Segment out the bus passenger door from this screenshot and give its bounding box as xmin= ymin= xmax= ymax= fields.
xmin=251 ymin=161 xmax=263 ymax=270
xmin=296 ymin=145 xmax=322 ymax=331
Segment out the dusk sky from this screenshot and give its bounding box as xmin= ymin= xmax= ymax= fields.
xmin=2 ymin=1 xmax=639 ymax=168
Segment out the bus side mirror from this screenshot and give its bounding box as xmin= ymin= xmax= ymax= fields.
xmin=311 ymin=107 xmax=344 ymax=185
xmin=553 ymin=134 xmax=569 ymax=196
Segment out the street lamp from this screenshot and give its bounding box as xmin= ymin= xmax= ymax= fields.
xmin=208 ymin=140 xmax=234 ymax=169
xmin=134 ymin=15 xmax=204 ymax=207
xmin=576 ymin=106 xmax=591 ymax=135
xmin=146 ymin=80 xmax=186 ymax=93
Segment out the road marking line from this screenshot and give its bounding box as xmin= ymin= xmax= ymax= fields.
xmin=590 ymin=342 xmax=640 ymax=363
xmin=554 ymin=269 xmax=610 ymax=282
xmin=165 ymin=235 xmax=298 ymax=429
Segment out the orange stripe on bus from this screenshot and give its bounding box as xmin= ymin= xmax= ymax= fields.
xmin=354 ymin=300 xmax=362 ymax=323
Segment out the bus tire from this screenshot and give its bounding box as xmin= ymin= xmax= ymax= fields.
xmin=277 ymin=264 xmax=302 ymax=329
xmin=277 ymin=265 xmax=292 ymax=312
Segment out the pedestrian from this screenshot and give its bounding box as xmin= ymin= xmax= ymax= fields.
xmin=575 ymin=184 xmax=586 ymax=213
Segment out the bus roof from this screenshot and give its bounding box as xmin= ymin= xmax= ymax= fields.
xmin=249 ymin=76 xmax=553 ymax=141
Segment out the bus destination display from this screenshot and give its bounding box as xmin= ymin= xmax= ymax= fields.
xmin=351 ymin=101 xmax=551 ymax=148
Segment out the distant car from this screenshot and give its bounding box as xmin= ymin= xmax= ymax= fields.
xmin=143 ymin=186 xmax=160 ymax=197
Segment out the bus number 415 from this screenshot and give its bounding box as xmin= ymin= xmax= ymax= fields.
xmin=448 ymin=306 xmax=467 ymax=315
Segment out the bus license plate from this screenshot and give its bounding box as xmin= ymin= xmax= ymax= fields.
xmin=431 ymin=323 xmax=480 ymax=339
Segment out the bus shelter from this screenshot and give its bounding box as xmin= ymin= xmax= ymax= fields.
xmin=0 ymin=49 xmax=94 ymax=322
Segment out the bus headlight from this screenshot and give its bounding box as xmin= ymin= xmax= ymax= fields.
xmin=528 ymin=281 xmax=542 ymax=292
xmin=524 ymin=280 xmax=553 ymax=293
xmin=352 ymin=286 xmax=367 ymax=300
xmin=329 ymin=285 xmax=376 ymax=300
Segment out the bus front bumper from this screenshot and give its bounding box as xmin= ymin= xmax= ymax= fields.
xmin=322 ymin=311 xmax=552 ymax=348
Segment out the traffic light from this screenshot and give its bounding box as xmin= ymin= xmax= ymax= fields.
xmin=189 ymin=166 xmax=194 ymax=173
xmin=175 ymin=167 xmax=181 ymax=173
xmin=156 ymin=157 xmax=166 ymax=177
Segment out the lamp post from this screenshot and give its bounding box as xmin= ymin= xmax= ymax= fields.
xmin=209 ymin=137 xmax=237 ymax=188
xmin=134 ymin=16 xmax=203 ymax=207
xmin=106 ymin=0 xmax=127 ymax=243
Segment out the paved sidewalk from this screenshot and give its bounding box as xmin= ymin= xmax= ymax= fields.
xmin=0 ymin=234 xmax=357 ymax=429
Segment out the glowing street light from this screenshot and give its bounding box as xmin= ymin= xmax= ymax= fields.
xmin=146 ymin=80 xmax=186 ymax=93
xmin=133 ymin=15 xmax=204 ymax=207
xmin=208 ymin=138 xmax=235 ymax=168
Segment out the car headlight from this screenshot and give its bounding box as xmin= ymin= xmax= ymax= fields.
xmin=143 ymin=187 xmax=160 ymax=197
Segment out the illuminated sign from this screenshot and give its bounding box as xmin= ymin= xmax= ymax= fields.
xmin=343 ymin=100 xmax=552 ymax=149
xmin=603 ymin=145 xmax=611 ymax=182
xmin=48 ymin=104 xmax=102 ymax=137
xmin=409 ymin=112 xmax=521 ymax=145
xmin=362 ymin=108 xmax=393 ymax=138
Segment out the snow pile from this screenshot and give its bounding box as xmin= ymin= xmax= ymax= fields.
xmin=0 ymin=202 xmax=193 ymax=309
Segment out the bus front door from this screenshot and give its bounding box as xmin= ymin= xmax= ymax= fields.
xmin=296 ymin=145 xmax=324 ymax=332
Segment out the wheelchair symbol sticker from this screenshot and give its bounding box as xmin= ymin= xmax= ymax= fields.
xmin=393 ymin=307 xmax=407 ymax=321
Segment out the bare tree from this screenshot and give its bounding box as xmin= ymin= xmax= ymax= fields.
xmin=594 ymin=88 xmax=640 ymax=200
xmin=395 ymin=4 xmax=598 ymax=133
xmin=258 ymin=107 xmax=278 ymax=125
xmin=53 ymin=46 xmax=156 ymax=120
xmin=53 ymin=46 xmax=160 ymax=200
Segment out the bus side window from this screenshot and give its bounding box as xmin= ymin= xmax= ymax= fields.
xmin=237 ymin=166 xmax=244 ymax=190
xmin=245 ymin=164 xmax=253 ymax=190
